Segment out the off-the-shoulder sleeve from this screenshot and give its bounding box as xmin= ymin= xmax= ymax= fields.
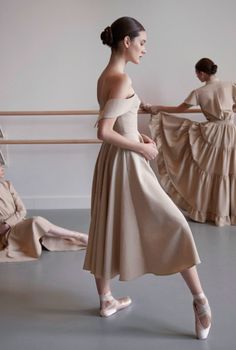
xmin=232 ymin=83 xmax=236 ymax=103
xmin=184 ymin=90 xmax=198 ymax=106
xmin=96 ymin=98 xmax=135 ymax=125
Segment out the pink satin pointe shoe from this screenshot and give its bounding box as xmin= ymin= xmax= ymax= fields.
xmin=77 ymin=233 xmax=88 ymax=245
xmin=100 ymin=292 xmax=132 ymax=317
xmin=67 ymin=233 xmax=88 ymax=246
xmin=193 ymin=293 xmax=211 ymax=340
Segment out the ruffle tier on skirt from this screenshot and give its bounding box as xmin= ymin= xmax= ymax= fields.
xmin=149 ymin=112 xmax=236 ymax=226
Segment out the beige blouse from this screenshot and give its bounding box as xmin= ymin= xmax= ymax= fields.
xmin=184 ymin=77 xmax=236 ymax=122
xmin=0 ymin=180 xmax=26 ymax=227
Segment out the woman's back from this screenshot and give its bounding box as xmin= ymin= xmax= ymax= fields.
xmin=185 ymin=78 xmax=236 ymax=121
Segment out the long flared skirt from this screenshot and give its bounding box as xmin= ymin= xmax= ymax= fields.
xmin=84 ymin=142 xmax=200 ymax=281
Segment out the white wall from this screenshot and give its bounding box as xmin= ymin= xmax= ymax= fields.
xmin=0 ymin=0 xmax=236 ymax=209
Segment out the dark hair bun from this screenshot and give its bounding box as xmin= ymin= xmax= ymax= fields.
xmin=211 ymin=64 xmax=218 ymax=74
xmin=195 ymin=58 xmax=218 ymax=75
xmin=100 ymin=26 xmax=113 ymax=47
xmin=100 ymin=17 xmax=145 ymax=49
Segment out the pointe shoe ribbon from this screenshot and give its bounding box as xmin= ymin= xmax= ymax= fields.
xmin=193 ymin=293 xmax=211 ymax=340
xmin=100 ymin=293 xmax=132 ymax=317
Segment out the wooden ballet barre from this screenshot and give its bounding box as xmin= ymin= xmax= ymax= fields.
xmin=0 ymin=110 xmax=98 ymax=116
xmin=158 ymin=108 xmax=201 ymax=114
xmin=0 ymin=109 xmax=201 ymax=116
xmin=0 ymin=139 xmax=102 ymax=145
xmin=0 ymin=108 xmax=202 ymax=144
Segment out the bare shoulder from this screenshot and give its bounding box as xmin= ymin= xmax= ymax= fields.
xmin=108 ymin=73 xmax=131 ymax=99
xmin=97 ymin=71 xmax=132 ymax=106
xmin=110 ymin=73 xmax=131 ymax=86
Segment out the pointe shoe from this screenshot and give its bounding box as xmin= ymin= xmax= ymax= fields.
xmin=65 ymin=235 xmax=87 ymax=246
xmin=68 ymin=233 xmax=88 ymax=246
xmin=193 ymin=293 xmax=211 ymax=340
xmin=100 ymin=293 xmax=132 ymax=317
xmin=77 ymin=233 xmax=88 ymax=245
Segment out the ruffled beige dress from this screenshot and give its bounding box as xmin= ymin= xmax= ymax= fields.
xmin=0 ymin=180 xmax=86 ymax=262
xmin=83 ymin=94 xmax=200 ymax=281
xmin=149 ymin=78 xmax=236 ymax=226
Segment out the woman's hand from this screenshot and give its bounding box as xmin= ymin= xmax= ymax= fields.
xmin=140 ymin=102 xmax=160 ymax=114
xmin=138 ymin=143 xmax=158 ymax=161
xmin=141 ymin=134 xmax=156 ymax=145
xmin=0 ymin=222 xmax=10 ymax=235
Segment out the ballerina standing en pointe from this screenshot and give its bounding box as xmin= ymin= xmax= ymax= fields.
xmin=83 ymin=17 xmax=211 ymax=340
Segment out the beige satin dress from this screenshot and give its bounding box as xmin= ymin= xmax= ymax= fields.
xmin=0 ymin=180 xmax=86 ymax=262
xmin=149 ymin=78 xmax=236 ymax=226
xmin=83 ymin=94 xmax=200 ymax=281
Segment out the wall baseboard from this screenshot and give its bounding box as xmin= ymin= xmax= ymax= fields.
xmin=22 ymin=195 xmax=91 ymax=209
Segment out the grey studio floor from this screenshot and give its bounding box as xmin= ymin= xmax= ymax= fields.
xmin=0 ymin=209 xmax=235 ymax=350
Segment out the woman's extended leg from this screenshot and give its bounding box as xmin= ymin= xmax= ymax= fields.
xmin=47 ymin=223 xmax=88 ymax=245
xmin=181 ymin=266 xmax=211 ymax=339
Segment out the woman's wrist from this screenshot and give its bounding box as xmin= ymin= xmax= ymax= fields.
xmin=135 ymin=143 xmax=146 ymax=155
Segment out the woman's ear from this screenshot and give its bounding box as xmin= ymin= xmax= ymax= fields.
xmin=123 ymin=35 xmax=131 ymax=48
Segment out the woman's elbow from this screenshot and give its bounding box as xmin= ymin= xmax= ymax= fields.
xmin=97 ymin=127 xmax=108 ymax=141
xmin=19 ymin=208 xmax=27 ymax=219
xmin=97 ymin=128 xmax=104 ymax=141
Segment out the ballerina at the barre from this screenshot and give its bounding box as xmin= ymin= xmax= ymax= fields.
xmin=142 ymin=57 xmax=236 ymax=227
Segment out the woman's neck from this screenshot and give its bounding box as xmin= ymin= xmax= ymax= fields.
xmin=205 ymin=75 xmax=218 ymax=84
xmin=107 ymin=50 xmax=127 ymax=73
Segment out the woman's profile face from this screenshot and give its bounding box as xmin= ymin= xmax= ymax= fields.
xmin=127 ymin=30 xmax=147 ymax=64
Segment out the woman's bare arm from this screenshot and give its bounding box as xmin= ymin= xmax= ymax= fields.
xmin=141 ymin=102 xmax=191 ymax=114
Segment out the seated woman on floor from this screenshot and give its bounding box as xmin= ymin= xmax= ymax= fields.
xmin=0 ymin=163 xmax=88 ymax=262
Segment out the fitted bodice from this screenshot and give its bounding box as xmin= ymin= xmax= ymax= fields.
xmin=97 ymin=94 xmax=142 ymax=141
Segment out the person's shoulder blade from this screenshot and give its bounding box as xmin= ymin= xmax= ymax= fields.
xmin=108 ymin=73 xmax=131 ymax=99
